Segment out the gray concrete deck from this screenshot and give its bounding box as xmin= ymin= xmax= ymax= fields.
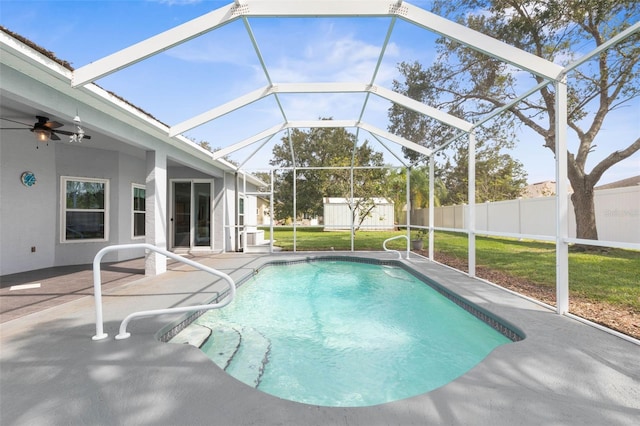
xmin=1 ymin=252 xmax=638 ymax=425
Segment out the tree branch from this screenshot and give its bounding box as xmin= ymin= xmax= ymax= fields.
xmin=588 ymin=137 xmax=640 ymax=186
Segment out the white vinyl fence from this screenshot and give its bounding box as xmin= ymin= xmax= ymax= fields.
xmin=404 ymin=185 xmax=639 ymax=244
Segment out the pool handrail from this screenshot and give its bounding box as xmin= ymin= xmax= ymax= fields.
xmin=383 ymin=235 xmax=409 ymax=259
xmin=92 ymin=243 xmax=236 ymax=341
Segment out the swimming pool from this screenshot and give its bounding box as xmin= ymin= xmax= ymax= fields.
xmin=165 ymin=257 xmax=522 ymax=407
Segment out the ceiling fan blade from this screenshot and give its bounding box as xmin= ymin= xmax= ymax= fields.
xmin=44 ymin=121 xmax=63 ymax=130
xmin=0 ymin=117 xmax=31 ymax=127
xmin=52 ymin=129 xmax=74 ymax=136
xmin=50 ymin=132 xmax=61 ymax=141
xmin=82 ymin=134 xmax=92 ymax=140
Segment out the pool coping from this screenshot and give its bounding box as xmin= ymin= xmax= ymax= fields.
xmin=1 ymin=251 xmax=639 ymax=425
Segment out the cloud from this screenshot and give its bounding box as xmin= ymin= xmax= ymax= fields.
xmin=267 ymin=27 xmax=400 ymax=85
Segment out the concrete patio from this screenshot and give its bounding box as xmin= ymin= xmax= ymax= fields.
xmin=1 ymin=252 xmax=638 ymax=425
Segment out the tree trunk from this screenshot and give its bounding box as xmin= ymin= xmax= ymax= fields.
xmin=570 ymin=184 xmax=598 ymax=241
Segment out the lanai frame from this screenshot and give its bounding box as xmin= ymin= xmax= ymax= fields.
xmin=69 ymin=1 xmax=640 ymax=340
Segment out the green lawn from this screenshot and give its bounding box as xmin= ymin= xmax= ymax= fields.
xmin=261 ymin=227 xmax=640 ymax=311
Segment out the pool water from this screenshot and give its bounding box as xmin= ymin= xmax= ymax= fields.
xmin=172 ymin=260 xmax=513 ymax=407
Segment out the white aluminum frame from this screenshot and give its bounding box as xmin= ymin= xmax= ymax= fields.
xmin=66 ymin=2 xmax=640 ymax=331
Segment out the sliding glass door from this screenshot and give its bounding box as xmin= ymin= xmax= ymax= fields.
xmin=171 ymin=180 xmax=213 ymax=249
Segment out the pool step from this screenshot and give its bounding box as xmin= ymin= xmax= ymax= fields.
xmin=225 ymin=325 xmax=271 ymax=388
xmin=169 ymin=318 xmax=272 ymax=388
xmin=168 ymin=324 xmax=211 ymax=347
xmin=202 ymin=325 xmax=242 ymax=370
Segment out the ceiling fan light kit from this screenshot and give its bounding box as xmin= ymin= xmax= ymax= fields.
xmin=0 ymin=114 xmax=92 ymax=143
xmin=34 ymin=128 xmax=51 ymax=142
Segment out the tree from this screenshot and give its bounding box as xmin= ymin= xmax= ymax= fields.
xmin=393 ymin=0 xmax=640 ymax=240
xmin=441 ymin=139 xmax=528 ymax=204
xmin=389 ymin=61 xmax=528 ymax=205
xmin=385 ymin=166 xmax=449 ymax=221
xmin=190 ymin=138 xmax=239 ymax=166
xmin=269 ymin=121 xmax=386 ymax=230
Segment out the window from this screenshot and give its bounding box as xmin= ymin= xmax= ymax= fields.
xmin=132 ymin=184 xmax=145 ymax=238
xmin=238 ymin=196 xmax=245 ymax=226
xmin=61 ymin=177 xmax=108 ymax=242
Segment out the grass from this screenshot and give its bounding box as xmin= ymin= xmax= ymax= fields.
xmin=260 ymin=226 xmax=409 ymax=251
xmin=261 ymin=227 xmax=640 ymax=311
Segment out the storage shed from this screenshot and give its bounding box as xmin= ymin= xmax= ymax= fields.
xmin=323 ymin=198 xmax=395 ymax=231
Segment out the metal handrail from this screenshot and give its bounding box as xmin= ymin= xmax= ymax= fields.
xmin=92 ymin=243 xmax=236 ymax=341
xmin=382 ymin=235 xmax=409 ymax=259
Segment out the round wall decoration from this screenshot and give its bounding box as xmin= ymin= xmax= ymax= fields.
xmin=20 ymin=171 xmax=37 ymax=187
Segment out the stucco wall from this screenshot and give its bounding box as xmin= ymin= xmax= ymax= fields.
xmin=0 ymin=137 xmax=149 ymax=275
xmin=0 ymin=132 xmax=57 ymax=274
xmin=53 ymin=144 xmax=142 ymax=267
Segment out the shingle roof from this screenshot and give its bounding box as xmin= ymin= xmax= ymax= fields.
xmin=595 ymin=175 xmax=640 ymax=190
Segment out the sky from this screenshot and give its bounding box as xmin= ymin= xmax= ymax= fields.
xmin=1 ymin=0 xmax=638 ymax=185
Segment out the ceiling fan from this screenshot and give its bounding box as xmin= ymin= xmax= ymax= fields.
xmin=0 ymin=115 xmax=92 ymax=142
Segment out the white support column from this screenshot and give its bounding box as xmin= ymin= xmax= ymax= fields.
xmin=222 ymin=172 xmax=228 ymax=253
xmin=468 ymin=132 xmax=476 ymax=278
xmin=350 ymin=165 xmax=355 ymax=252
xmin=293 ymin=168 xmax=297 ymax=253
xmin=242 ymin=172 xmax=247 ymax=252
xmin=145 ymin=150 xmax=167 ymax=276
xmin=428 ymin=155 xmax=435 ymax=260
xmin=406 ymin=167 xmax=411 ymax=258
xmin=555 ymin=78 xmax=570 ymax=314
xmin=270 ymin=169 xmax=275 ymax=254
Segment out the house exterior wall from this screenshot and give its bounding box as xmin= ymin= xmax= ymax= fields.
xmin=224 ymin=173 xmax=238 ymax=251
xmin=209 ymin=176 xmax=221 ymax=253
xmin=257 ymin=197 xmax=271 ymax=225
xmin=0 ymin=30 xmax=267 ymax=275
xmin=0 ymin=136 xmax=148 ymax=274
xmin=0 ymin=135 xmax=247 ymax=275
xmin=0 ymin=129 xmax=57 ymax=274
xmin=167 ymin=166 xmax=227 ymax=253
xmin=55 ymin=144 xmax=140 ymax=267
xmin=217 ymin=173 xmax=263 ymax=251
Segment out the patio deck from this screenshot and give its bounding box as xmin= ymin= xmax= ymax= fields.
xmin=1 ymin=252 xmax=638 ymax=425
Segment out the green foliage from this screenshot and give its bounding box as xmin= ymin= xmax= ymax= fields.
xmin=269 ymin=120 xmax=386 ymax=227
xmin=442 ymin=139 xmax=528 ymax=204
xmin=412 ymin=228 xmax=428 ymax=241
xmin=386 ymin=166 xmax=449 ymax=219
xmin=197 ymin=140 xmax=212 ymax=152
xmin=190 ymin=138 xmax=239 ymax=166
xmin=389 ymin=59 xmax=527 ymax=204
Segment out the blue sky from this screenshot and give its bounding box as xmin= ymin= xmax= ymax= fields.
xmin=1 ymin=0 xmax=638 ymax=184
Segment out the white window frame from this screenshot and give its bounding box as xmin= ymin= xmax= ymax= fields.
xmin=131 ymin=183 xmax=145 ymax=240
xmin=238 ymin=195 xmax=245 ymax=226
xmin=61 ymin=176 xmax=109 ymax=243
